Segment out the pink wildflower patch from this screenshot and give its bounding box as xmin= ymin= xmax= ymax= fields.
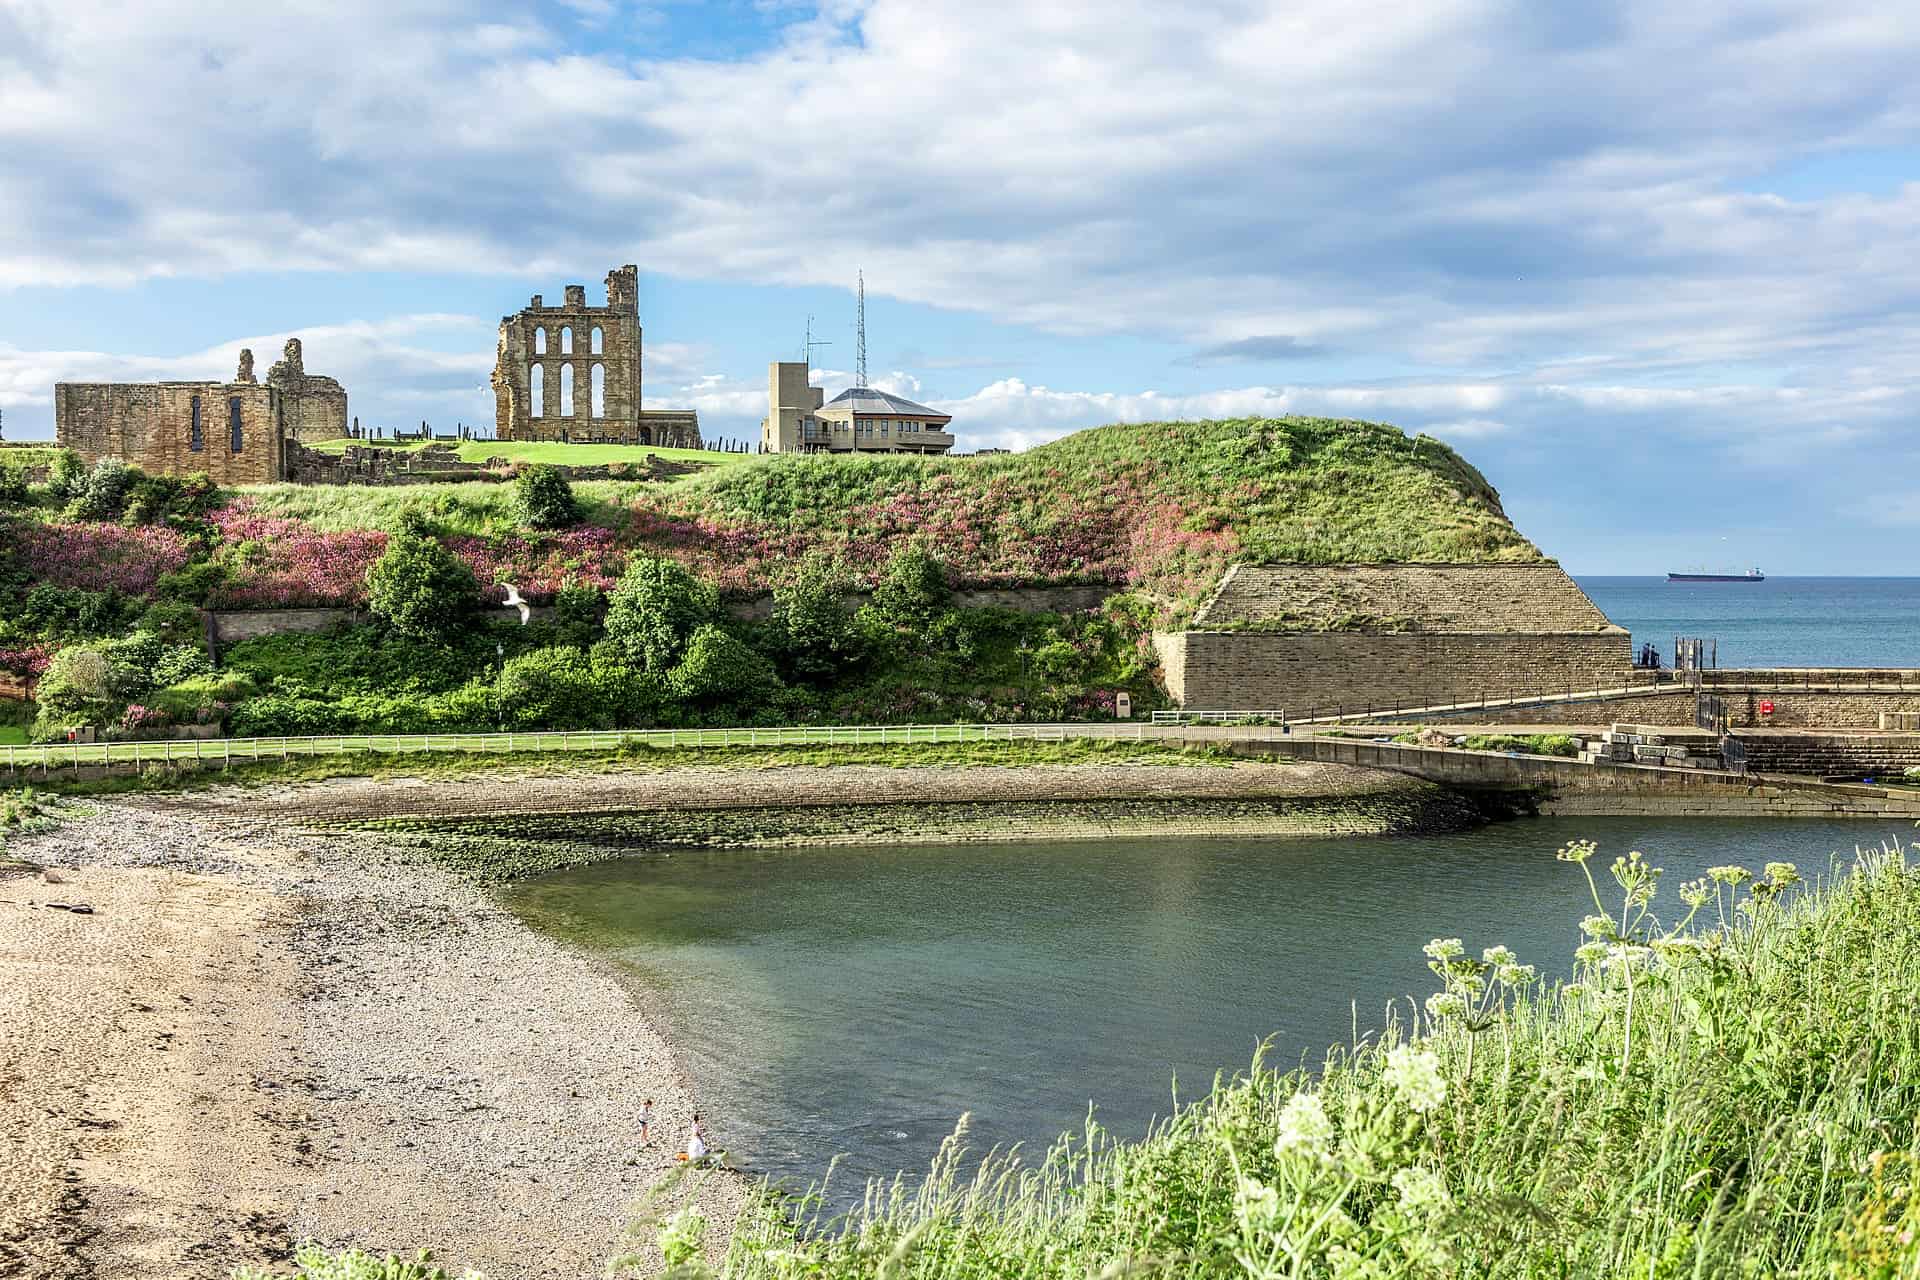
xmin=13 ymin=522 xmax=193 ymax=596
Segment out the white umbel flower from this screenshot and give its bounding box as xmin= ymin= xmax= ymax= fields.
xmin=1382 ymin=1045 xmax=1447 ymax=1114
xmin=1273 ymin=1090 xmax=1335 ymax=1161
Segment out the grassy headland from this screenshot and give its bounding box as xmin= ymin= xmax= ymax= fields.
xmin=1 ymin=417 xmax=1538 ymax=741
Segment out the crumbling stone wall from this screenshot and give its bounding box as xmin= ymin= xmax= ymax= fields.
xmin=54 ymin=382 xmax=284 ymax=484
xmin=265 ymin=338 xmax=349 ymax=442
xmin=491 ymin=266 xmax=703 ymax=449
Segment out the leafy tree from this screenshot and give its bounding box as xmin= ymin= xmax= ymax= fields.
xmin=668 ymin=624 xmax=781 ymax=704
xmin=0 ymin=466 xmax=27 ymax=506
xmin=868 ymin=545 xmax=950 ymax=632
xmin=365 ymin=529 xmax=480 ymax=640
xmin=604 ymin=555 xmax=717 ymax=672
xmin=513 ymin=465 xmax=581 ymax=529
xmin=772 ymin=557 xmax=866 ymax=681
xmin=548 ymin=580 xmax=606 ymax=649
xmin=30 ymin=646 xmax=115 ymax=736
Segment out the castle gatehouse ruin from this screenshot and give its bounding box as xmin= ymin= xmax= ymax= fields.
xmin=54 ymin=343 xmax=346 ymax=484
xmin=491 ymin=265 xmax=703 ymax=449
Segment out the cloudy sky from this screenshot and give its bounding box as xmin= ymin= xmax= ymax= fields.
xmin=2 ymin=0 xmax=1918 ymax=572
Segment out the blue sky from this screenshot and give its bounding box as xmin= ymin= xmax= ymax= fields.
xmin=2 ymin=0 xmax=1918 ymax=573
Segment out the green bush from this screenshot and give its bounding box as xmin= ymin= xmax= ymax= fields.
xmin=230 ymin=693 xmax=346 ymax=737
xmin=153 ymin=559 xmax=231 ymax=607
xmin=16 ymin=584 xmax=141 ymax=640
xmin=605 ymin=555 xmax=718 ymax=672
xmin=0 ymin=467 xmax=26 ymax=505
xmin=134 ymin=600 xmax=206 ymax=648
xmin=65 ymin=458 xmax=139 ymax=521
xmin=668 ymin=624 xmax=782 ymax=705
xmin=46 ymin=450 xmax=87 ymax=501
xmin=772 ymin=557 xmax=865 ymax=681
xmin=867 ymin=545 xmax=950 ymax=632
xmin=496 ymin=646 xmax=603 ymax=729
xmin=365 ymin=531 xmax=480 ymax=640
xmin=124 ymin=470 xmax=221 ymax=526
xmin=512 ymin=465 xmax=581 ymax=530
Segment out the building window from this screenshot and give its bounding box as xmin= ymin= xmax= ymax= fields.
xmin=533 ymin=327 xmax=547 ymax=356
xmin=591 ymin=363 xmax=605 ymax=418
xmin=531 ymin=364 xmax=545 ymax=417
xmin=229 ymin=397 xmax=243 ymax=453
xmin=591 ymin=326 xmax=603 ymax=354
xmin=560 ymin=363 xmax=575 ymax=417
xmin=560 ymin=326 xmax=573 ymax=355
xmin=189 ymin=395 xmax=203 ymax=452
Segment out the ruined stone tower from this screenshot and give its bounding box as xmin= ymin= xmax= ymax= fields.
xmin=491 ymin=265 xmax=701 ymax=448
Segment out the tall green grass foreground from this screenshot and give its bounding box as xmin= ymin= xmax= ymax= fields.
xmin=701 ymin=842 xmax=1920 ymax=1280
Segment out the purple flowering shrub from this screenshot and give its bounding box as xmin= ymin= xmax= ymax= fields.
xmin=13 ymin=521 xmax=192 ymax=596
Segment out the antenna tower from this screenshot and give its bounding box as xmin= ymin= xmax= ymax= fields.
xmin=802 ymin=315 xmax=832 ymax=366
xmin=855 ymin=270 xmax=868 ymax=389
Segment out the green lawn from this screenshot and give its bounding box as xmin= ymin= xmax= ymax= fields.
xmin=0 ymin=727 xmax=26 ymax=746
xmin=305 ymin=437 xmax=753 ymax=470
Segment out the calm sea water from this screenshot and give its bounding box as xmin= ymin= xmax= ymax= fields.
xmin=1576 ymin=576 xmax=1920 ymax=668
xmin=502 ymin=817 xmax=1910 ymax=1197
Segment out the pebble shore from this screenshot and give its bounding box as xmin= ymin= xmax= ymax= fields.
xmin=1 ymin=801 xmax=743 ymax=1279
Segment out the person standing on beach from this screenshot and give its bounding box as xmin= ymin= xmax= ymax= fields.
xmin=686 ymin=1113 xmax=707 ymax=1163
xmin=639 ymin=1098 xmax=654 ymax=1146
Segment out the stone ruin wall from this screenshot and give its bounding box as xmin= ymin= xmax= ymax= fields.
xmin=264 ymin=338 xmax=349 ymax=442
xmin=54 ymin=382 xmax=285 ymax=485
xmin=492 ymin=266 xmax=702 ymax=449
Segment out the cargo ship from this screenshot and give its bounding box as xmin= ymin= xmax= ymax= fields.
xmin=1668 ymin=567 xmax=1764 ymax=582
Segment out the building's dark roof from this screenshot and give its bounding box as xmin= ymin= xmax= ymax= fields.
xmin=1193 ymin=563 xmax=1625 ymax=634
xmin=822 ymin=387 xmax=950 ymax=418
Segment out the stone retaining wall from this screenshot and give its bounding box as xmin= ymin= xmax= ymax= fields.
xmin=210 ymin=608 xmax=368 ymax=645
xmin=1221 ymin=735 xmax=1920 ymax=819
xmin=1158 ymin=630 xmax=1631 ymax=714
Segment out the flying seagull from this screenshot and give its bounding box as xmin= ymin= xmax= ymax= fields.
xmin=499 ymin=583 xmax=530 ymax=625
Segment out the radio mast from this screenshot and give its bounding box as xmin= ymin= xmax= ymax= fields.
xmin=855 ymin=270 xmax=868 ymax=389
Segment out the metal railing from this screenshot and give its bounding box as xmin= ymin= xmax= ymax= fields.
xmin=1 ymin=721 xmax=1168 ymax=774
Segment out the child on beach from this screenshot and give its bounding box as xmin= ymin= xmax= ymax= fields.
xmin=639 ymin=1098 xmax=653 ymax=1146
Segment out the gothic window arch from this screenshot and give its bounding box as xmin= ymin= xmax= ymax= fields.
xmin=531 ymin=364 xmax=545 ymax=417
xmin=560 ymin=364 xmax=575 ymax=417
xmin=229 ymin=398 xmax=243 ymax=453
xmin=560 ymin=326 xmax=573 ymax=355
xmin=591 ymin=326 xmax=603 ymax=354
xmin=533 ymin=327 xmax=547 ymax=356
xmin=591 ymin=363 xmax=605 ymax=417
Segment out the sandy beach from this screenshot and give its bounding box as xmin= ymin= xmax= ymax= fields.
xmin=0 ymin=802 xmax=743 ymax=1280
